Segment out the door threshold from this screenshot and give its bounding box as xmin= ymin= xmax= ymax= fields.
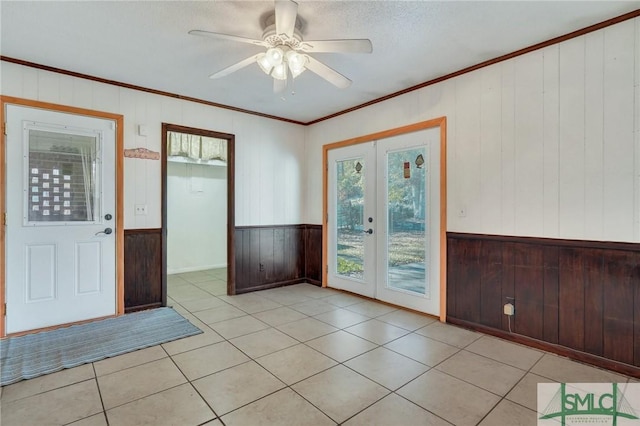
xmin=326 ymin=286 xmax=441 ymax=322
xmin=4 ymin=314 xmax=118 ymax=339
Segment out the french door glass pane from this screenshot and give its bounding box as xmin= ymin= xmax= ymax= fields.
xmin=386 ymin=148 xmax=427 ymax=295
xmin=27 ymin=129 xmax=99 ymax=223
xmin=335 ymin=158 xmax=365 ymax=280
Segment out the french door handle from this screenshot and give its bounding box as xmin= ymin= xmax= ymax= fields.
xmin=363 ymin=228 xmax=373 ymax=235
xmin=95 ymin=228 xmax=113 ymax=236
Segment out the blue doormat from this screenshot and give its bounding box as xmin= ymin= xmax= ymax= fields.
xmin=0 ymin=307 xmax=202 ymax=386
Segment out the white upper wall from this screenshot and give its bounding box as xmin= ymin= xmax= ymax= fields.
xmin=2 ymin=17 xmax=639 ymax=242
xmin=305 ymin=17 xmax=640 ymax=243
xmin=1 ymin=61 xmax=306 ymax=228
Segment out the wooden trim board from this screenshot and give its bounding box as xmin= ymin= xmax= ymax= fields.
xmin=448 ymin=317 xmax=640 ymax=378
xmin=2 ymin=9 xmax=638 ymax=126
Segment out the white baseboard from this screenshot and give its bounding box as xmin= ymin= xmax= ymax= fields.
xmin=168 ymin=263 xmax=227 ymax=275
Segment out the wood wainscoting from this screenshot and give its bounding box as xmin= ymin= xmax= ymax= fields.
xmin=124 ymin=229 xmax=163 ymax=312
xmin=235 ymin=224 xmax=322 ymax=293
xmin=124 ymin=225 xmax=321 ymax=308
xmin=446 ymin=232 xmax=640 ymax=377
xmin=304 ymin=225 xmax=323 ymax=286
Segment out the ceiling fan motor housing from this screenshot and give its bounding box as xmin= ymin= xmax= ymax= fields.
xmin=262 ymin=23 xmax=303 ymax=49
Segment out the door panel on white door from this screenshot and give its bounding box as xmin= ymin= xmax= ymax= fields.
xmin=75 ymin=241 xmax=102 ymax=295
xmin=5 ymin=104 xmax=116 ymax=334
xmin=26 ymin=244 xmax=57 ymax=301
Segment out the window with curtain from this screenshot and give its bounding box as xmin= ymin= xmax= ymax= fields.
xmin=168 ymin=131 xmax=227 ymax=166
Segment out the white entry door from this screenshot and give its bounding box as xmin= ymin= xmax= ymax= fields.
xmin=327 ymin=128 xmax=441 ymax=316
xmin=5 ymin=104 xmax=117 ymax=334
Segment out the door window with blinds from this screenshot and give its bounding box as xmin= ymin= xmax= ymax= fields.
xmin=24 ymin=125 xmax=102 ymax=225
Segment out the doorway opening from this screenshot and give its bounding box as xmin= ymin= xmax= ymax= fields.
xmin=161 ymin=124 xmax=235 ymax=297
xmin=322 ymin=118 xmax=447 ymax=320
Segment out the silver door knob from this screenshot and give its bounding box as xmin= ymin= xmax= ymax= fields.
xmin=95 ymin=228 xmax=113 ymax=236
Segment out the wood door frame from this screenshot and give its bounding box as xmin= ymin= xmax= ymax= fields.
xmin=322 ymin=117 xmax=448 ymax=321
xmin=0 ymin=95 xmax=125 ymax=337
xmin=161 ymin=123 xmax=236 ymax=297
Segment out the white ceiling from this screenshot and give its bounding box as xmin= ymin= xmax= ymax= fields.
xmin=2 ymin=1 xmax=639 ymax=123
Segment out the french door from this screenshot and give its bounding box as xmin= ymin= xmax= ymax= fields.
xmin=5 ymin=104 xmax=117 ymax=334
xmin=327 ymin=127 xmax=441 ymax=315
xmin=327 ymin=142 xmax=377 ymax=298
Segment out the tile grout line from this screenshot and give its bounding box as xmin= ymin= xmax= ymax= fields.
xmin=168 ymin=282 xmax=412 ymax=424
xmin=94 ymin=277 xmax=638 ymax=425
xmin=159 ymin=275 xmax=640 ymax=425
xmin=8 ymin=277 xmax=636 ymax=425
xmin=469 ymin=344 xmax=552 ymax=425
xmin=177 ymin=308 xmax=339 ymax=425
xmin=90 ymin=363 xmax=110 ymax=426
xmin=162 ymin=346 xmax=224 ymax=426
xmin=236 ymin=302 xmax=455 ymax=423
xmin=431 ymin=336 xmax=542 ymax=419
xmin=246 ymin=352 xmax=339 ymax=424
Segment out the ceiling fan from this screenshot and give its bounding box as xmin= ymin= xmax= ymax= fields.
xmin=189 ymin=0 xmax=372 ymax=93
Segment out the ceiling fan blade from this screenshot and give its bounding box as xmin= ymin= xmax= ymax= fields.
xmin=305 ymin=56 xmax=352 ymax=89
xmin=209 ymin=54 xmax=261 ymax=79
xmin=275 ymin=0 xmax=298 ymax=38
xmin=300 ymin=39 xmax=373 ymax=54
xmin=189 ymin=30 xmax=267 ymax=47
xmin=274 ymin=78 xmax=286 ymax=94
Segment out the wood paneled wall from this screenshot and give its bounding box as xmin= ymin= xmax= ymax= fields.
xmin=124 ymin=229 xmax=164 ymax=312
xmin=447 ymin=232 xmax=640 ymax=377
xmin=304 ymin=225 xmax=323 ymax=286
xmin=235 ymin=224 xmax=322 ymax=293
xmin=124 ymin=225 xmax=320 ymax=306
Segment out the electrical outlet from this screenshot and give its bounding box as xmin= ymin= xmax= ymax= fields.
xmin=259 ymin=263 xmax=265 ymax=272
xmin=135 ymin=204 xmax=148 ymax=215
xmin=504 ymin=303 xmax=515 ymax=316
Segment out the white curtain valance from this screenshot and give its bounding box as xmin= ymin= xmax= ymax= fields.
xmin=168 ymin=132 xmax=227 ymax=163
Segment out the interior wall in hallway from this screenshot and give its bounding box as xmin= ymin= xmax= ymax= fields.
xmin=167 ymin=162 xmax=227 ymax=273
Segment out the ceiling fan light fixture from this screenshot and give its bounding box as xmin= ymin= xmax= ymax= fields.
xmin=271 ymin=62 xmax=288 ymax=80
xmin=289 ymin=65 xmax=306 ymax=79
xmin=265 ymin=47 xmax=284 ymax=66
xmin=257 ymin=53 xmax=274 ymax=74
xmin=286 ymin=50 xmax=307 ymax=77
xmin=191 ymin=0 xmax=371 ymax=90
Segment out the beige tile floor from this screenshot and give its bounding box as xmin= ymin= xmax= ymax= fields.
xmin=1 ymin=268 xmax=636 ymax=426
